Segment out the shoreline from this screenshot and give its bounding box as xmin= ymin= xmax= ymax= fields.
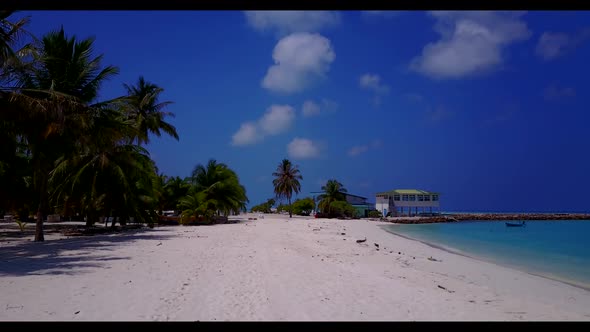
xmin=379 ymin=224 xmax=590 ymax=292
xmin=380 ymin=213 xmax=590 ymax=224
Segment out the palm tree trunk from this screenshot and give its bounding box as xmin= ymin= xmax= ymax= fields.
xmin=288 ymin=196 xmax=292 ymax=218
xmin=86 ymin=212 xmax=96 ymax=228
xmin=34 ymin=173 xmax=48 ymax=242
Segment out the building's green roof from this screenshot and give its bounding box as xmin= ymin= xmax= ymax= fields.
xmin=375 ymin=189 xmax=439 ymax=196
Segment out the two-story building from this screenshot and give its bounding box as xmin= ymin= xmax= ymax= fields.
xmin=375 ymin=189 xmax=440 ymax=217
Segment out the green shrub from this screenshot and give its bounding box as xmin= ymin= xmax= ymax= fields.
xmin=251 ymin=204 xmax=267 ymax=213
xmin=368 ymin=210 xmax=383 ymax=218
xmin=291 ymin=197 xmax=315 ymax=216
xmin=329 ymin=201 xmax=356 ymax=218
xmin=14 ymin=219 xmax=27 ymax=232
xmin=250 ymin=198 xmax=276 ymax=213
xmin=276 ymin=203 xmax=291 ymax=213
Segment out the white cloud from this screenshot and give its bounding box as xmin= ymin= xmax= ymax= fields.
xmin=244 ymin=11 xmax=340 ymax=36
xmin=536 ymin=29 xmax=590 ymax=61
xmin=231 ymin=122 xmax=261 ymax=146
xmin=301 ymin=98 xmax=338 ymax=117
xmin=302 ymin=100 xmax=321 ymax=117
xmin=262 ymin=33 xmax=336 ymax=94
xmin=231 ymin=105 xmax=295 ymax=146
xmin=287 ymin=137 xmax=321 ymax=159
xmin=410 ymin=11 xmax=531 ymax=79
xmin=348 ymin=139 xmax=382 ymax=157
xmin=360 ymin=73 xmax=390 ymax=107
xmin=258 ymin=105 xmax=296 ymax=135
xmin=536 ymin=33 xmax=570 ymax=60
xmin=360 ymin=73 xmax=390 ymax=94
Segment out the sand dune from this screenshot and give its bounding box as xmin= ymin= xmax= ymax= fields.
xmin=1 ymin=214 xmax=589 ymax=321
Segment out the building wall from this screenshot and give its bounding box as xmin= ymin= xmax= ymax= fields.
xmin=392 ymin=201 xmax=440 ymax=208
xmin=375 ymin=202 xmax=386 ymax=213
xmin=352 ymin=204 xmax=372 ymax=218
xmin=375 ymin=193 xmax=440 ymax=215
xmin=375 ymin=196 xmax=391 ymax=215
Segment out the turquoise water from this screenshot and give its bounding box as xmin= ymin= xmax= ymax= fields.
xmin=382 ymin=220 xmax=590 ymax=289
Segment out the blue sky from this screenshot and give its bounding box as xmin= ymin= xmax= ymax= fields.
xmin=15 ymin=10 xmax=590 ymax=212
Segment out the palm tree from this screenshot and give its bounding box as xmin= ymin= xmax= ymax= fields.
xmin=182 ymin=159 xmax=248 ymax=222
xmin=157 ymin=175 xmax=190 ymax=214
xmin=272 ymin=159 xmax=302 ymax=218
xmin=47 ymin=100 xmax=156 ymax=224
xmin=1 ymin=12 xmax=35 ymax=212
xmin=317 ymin=179 xmax=347 ymax=215
xmin=6 ymin=27 xmax=119 ymax=241
xmin=0 ymin=11 xmax=35 ymax=80
xmin=123 ymin=76 xmax=178 ymax=146
xmin=179 ymin=191 xmax=216 ymax=224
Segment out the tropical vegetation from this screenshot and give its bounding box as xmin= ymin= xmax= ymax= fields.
xmin=328 ymin=201 xmax=356 ymax=218
xmin=291 ymin=197 xmax=315 ymax=216
xmin=157 ymin=175 xmax=191 ymax=214
xmin=315 ymin=179 xmax=358 ymax=218
xmin=276 ymin=203 xmax=290 ymax=214
xmin=1 ymin=12 xmax=249 ymax=241
xmin=179 ymin=159 xmax=248 ymax=224
xmin=317 ymin=179 xmax=347 ymax=214
xmin=368 ymin=209 xmax=383 ymax=218
xmin=272 ymin=198 xmax=315 ymax=216
xmin=251 ymin=198 xmax=275 ymax=213
xmin=272 ymin=159 xmax=302 ymax=218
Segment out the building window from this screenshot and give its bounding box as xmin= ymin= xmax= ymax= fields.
xmin=417 ymin=195 xmax=424 ymax=201
xmin=432 ymin=195 xmax=439 ymax=201
xmin=424 ymin=195 xmax=431 ymax=201
xmin=402 ymin=195 xmax=409 ymax=201
xmin=393 ymin=195 xmax=400 ymax=201
xmin=409 ymin=195 xmax=416 ymax=201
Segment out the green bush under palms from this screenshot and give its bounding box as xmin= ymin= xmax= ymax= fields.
xmin=368 ymin=210 xmax=383 ymax=218
xmin=14 ymin=219 xmax=27 ymax=232
xmin=291 ymin=197 xmax=315 ymax=216
xmin=179 ymin=159 xmax=248 ymax=224
xmin=317 ymin=179 xmax=347 ymax=216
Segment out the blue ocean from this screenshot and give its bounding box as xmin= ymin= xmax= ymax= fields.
xmin=382 ymin=220 xmax=590 ymax=289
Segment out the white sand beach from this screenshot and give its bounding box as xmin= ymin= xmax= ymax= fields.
xmin=1 ymin=214 xmax=590 ymax=321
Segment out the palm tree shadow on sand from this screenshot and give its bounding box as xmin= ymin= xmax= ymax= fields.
xmin=0 ymin=228 xmax=177 ymax=277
